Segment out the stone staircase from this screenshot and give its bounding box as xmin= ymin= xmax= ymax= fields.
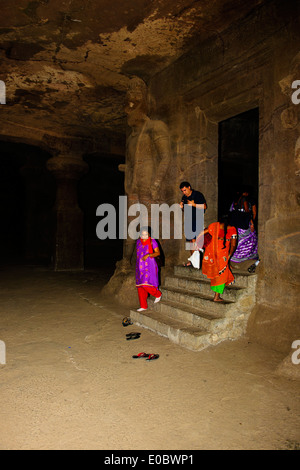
xmin=130 ymin=265 xmax=257 ymax=351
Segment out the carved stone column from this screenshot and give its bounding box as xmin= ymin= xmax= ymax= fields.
xmin=47 ymin=153 xmax=88 ymax=271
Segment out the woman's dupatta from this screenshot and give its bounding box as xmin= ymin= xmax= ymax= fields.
xmin=140 ymin=237 xmax=154 ymax=254
xmin=202 ymin=222 xmax=220 ymax=280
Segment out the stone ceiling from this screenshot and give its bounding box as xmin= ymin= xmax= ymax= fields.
xmin=0 ymin=0 xmax=265 ymax=147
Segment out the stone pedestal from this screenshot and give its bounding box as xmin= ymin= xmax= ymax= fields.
xmin=47 ymin=154 xmax=88 ymax=271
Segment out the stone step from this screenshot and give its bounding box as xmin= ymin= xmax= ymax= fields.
xmin=130 ymin=308 xmax=211 ymax=351
xmin=153 ymin=298 xmax=224 ymax=331
xmin=130 ymin=267 xmax=257 ymax=351
xmin=164 ymin=274 xmax=244 ymax=302
xmin=174 ymin=265 xmax=255 ymax=288
xmin=160 ymin=286 xmax=234 ymax=314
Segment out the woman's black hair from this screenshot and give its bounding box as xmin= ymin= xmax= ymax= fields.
xmin=233 ymin=190 xmax=241 ymax=205
xmin=219 ymin=215 xmax=229 ymax=249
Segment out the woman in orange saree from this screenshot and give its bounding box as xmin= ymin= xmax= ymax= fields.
xmin=199 ymin=220 xmax=237 ymax=302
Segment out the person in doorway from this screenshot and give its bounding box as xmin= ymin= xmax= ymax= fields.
xmin=179 ymin=181 xmax=207 ymax=267
xmin=200 ymin=217 xmax=237 ymax=302
xmin=136 ymin=227 xmax=162 ymax=312
xmin=228 ymin=187 xmax=258 ymax=263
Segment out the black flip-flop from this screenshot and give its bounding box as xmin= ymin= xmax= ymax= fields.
xmin=126 ymin=332 xmax=141 ymax=340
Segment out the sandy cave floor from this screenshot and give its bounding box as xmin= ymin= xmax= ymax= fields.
xmin=0 ymin=264 xmax=299 ymax=451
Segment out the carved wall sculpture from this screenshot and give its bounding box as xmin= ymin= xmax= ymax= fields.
xmin=103 ymin=77 xmax=173 ymax=303
xmin=279 ymin=51 xmax=300 ymax=176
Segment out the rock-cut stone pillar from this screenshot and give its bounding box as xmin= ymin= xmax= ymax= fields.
xmin=47 ymin=153 xmax=88 ymax=271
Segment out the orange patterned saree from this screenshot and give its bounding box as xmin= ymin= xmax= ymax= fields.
xmin=201 ymin=222 xmax=236 ymax=288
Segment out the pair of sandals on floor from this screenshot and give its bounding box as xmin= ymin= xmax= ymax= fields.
xmin=122 ymin=317 xmax=159 ymax=361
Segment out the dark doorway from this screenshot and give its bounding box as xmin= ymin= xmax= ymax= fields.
xmin=79 ymin=153 xmax=124 ymax=269
xmin=0 ymin=141 xmax=56 ymax=266
xmin=218 ymin=108 xmax=259 ymax=221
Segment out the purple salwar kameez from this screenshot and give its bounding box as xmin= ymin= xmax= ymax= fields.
xmin=136 ymin=238 xmax=159 ymax=288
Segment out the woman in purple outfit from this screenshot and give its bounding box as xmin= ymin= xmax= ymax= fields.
xmin=136 ymin=228 xmax=162 ymax=311
xmin=229 ymin=188 xmax=258 ymax=263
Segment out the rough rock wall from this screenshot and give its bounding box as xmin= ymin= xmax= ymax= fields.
xmin=148 ymin=0 xmax=300 ymax=353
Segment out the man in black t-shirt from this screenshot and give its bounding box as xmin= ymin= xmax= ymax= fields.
xmin=180 ymin=181 xmax=207 ymax=266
